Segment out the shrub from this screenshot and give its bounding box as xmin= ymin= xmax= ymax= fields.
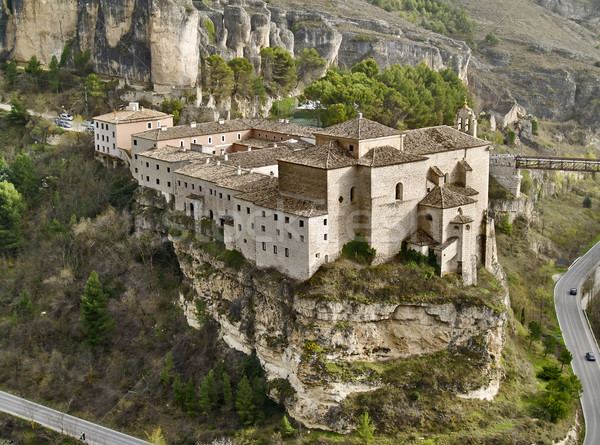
xmin=224 ymin=249 xmax=245 ymax=270
xmin=342 ymin=234 xmax=376 ymax=264
xmin=485 ymin=32 xmax=500 ymax=45
xmin=520 ymin=170 xmax=533 ymax=196
xmin=537 ymin=365 xmax=561 ymax=381
xmin=583 ymin=195 xmax=592 ymax=209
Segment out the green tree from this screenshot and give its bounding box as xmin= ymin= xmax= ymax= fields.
xmin=7 ymin=95 xmax=29 ymax=126
xmin=558 ymin=348 xmax=573 ymax=371
xmin=48 ymin=55 xmax=61 ymax=93
xmin=228 ymin=57 xmax=255 ymax=99
xmin=499 ymin=213 xmax=512 ymax=235
xmin=16 ymin=290 xmax=34 ymax=317
xmin=202 ymin=55 xmax=234 ymax=101
xmin=520 ymin=170 xmax=533 ymax=196
xmin=160 ymin=352 xmax=174 ymax=386
xmin=85 ymin=74 xmax=105 ymax=98
xmin=172 ymin=374 xmax=185 ymax=408
xmin=531 ymin=119 xmax=539 ymax=135
xmin=221 ymin=370 xmax=233 ymax=411
xmin=252 ymin=375 xmax=266 ymax=416
xmin=543 ymin=335 xmax=557 ymax=357
xmin=6 ymin=61 xmax=17 ymax=85
xmin=80 ymin=271 xmax=115 ymax=346
xmin=0 ymin=181 xmax=26 ymax=251
xmin=184 ymin=378 xmax=198 ymax=415
xmin=260 ymin=46 xmax=297 ymax=96
xmin=0 ymin=158 xmax=11 ymax=182
xmin=59 ymin=42 xmax=72 ymax=67
xmin=485 ymin=32 xmax=501 ymax=45
xmin=506 ymin=128 xmax=516 ymax=146
xmin=282 ymin=415 xmax=296 ymax=437
xmin=198 ymin=369 xmax=218 ymax=415
xmin=351 ymin=58 xmax=380 ymax=78
xmin=73 ymin=49 xmax=91 ymax=72
xmin=520 ymin=307 xmax=526 ymax=325
xmin=235 ymin=375 xmax=256 ymax=425
xmin=295 ymin=48 xmax=327 ymax=87
xmin=10 ymin=152 xmax=38 ymax=199
xmin=24 ymin=56 xmax=42 ymax=77
xmin=583 ymin=195 xmax=592 ymax=209
xmin=356 ymin=411 xmax=375 ymax=444
xmin=146 ymin=427 xmax=167 ymax=445
xmin=527 ymin=321 xmax=543 ymax=348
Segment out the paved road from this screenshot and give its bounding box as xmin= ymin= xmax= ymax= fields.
xmin=555 ymin=241 xmax=600 ymax=445
xmin=0 ymin=390 xmax=148 ymax=444
xmin=0 ymin=102 xmax=88 ymax=132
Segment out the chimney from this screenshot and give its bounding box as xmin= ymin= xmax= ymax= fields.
xmin=216 ymin=160 xmax=221 ymax=166
xmin=400 ymin=133 xmax=405 ymax=151
xmin=237 ymin=166 xmax=242 ymax=176
xmin=269 ymin=171 xmax=274 ymax=178
xmin=161 ymin=126 xmax=167 ymax=131
xmin=218 ymin=118 xmax=225 ymax=125
xmin=247 ymin=146 xmax=252 ymax=151
xmin=113 ymin=110 xmax=117 ymax=120
xmin=190 ymin=122 xmax=197 ymax=128
xmin=128 ymin=102 xmax=139 ymax=111
xmin=205 ymin=158 xmax=210 ymax=164
xmin=273 ymin=143 xmax=277 ymax=148
xmin=249 ymin=168 xmax=254 ymax=174
xmin=357 ymin=112 xmax=363 ymax=119
xmin=224 ymin=153 xmax=229 ymax=161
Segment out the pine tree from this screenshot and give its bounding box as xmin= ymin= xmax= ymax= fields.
xmin=527 ymin=321 xmax=543 ymax=348
xmin=48 ymin=55 xmax=60 ymax=93
xmin=356 ymin=411 xmax=375 ymax=444
xmin=559 ymin=348 xmax=573 ymax=371
xmin=583 ymin=195 xmax=592 ymax=209
xmin=184 ymin=378 xmax=198 ymax=416
xmin=198 ymin=369 xmax=217 ymax=415
xmin=172 ymin=374 xmax=185 ymax=408
xmin=80 ymin=271 xmax=115 ymax=346
xmin=16 ymin=290 xmax=34 ymax=317
xmin=252 ymin=375 xmax=266 ymax=418
xmin=221 ymin=371 xmax=233 ymax=411
xmin=160 ymin=352 xmax=174 ymax=386
xmin=10 ymin=152 xmax=38 ymax=199
xmin=235 ymin=375 xmax=256 ymax=425
xmin=543 ymin=335 xmax=557 ymax=357
xmin=0 ymin=180 xmax=26 ymax=251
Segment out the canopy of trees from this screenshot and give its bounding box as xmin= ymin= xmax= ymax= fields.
xmin=304 ymin=59 xmax=471 ymax=129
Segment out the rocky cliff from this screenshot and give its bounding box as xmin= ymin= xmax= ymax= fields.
xmin=1 ymin=0 xmax=599 ymax=130
xmin=144 ymin=201 xmax=509 ymax=431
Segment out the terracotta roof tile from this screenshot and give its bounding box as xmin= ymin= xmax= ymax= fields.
xmin=405 ymin=229 xmax=438 ymax=246
xmin=358 ymin=146 xmax=426 ymax=167
xmin=419 ymin=186 xmax=477 ymax=209
xmin=237 ymin=186 xmax=328 ymax=217
xmin=279 ymin=141 xmax=357 ymax=169
xmin=451 ymin=214 xmax=474 ymax=224
xmin=217 ymin=145 xmax=300 ymax=169
xmin=445 ymin=184 xmax=479 ymax=197
xmin=94 ymin=108 xmax=170 ymax=123
xmin=403 ymin=126 xmax=488 ymax=155
xmin=175 ymin=163 xmax=273 ymax=192
xmin=315 ymin=116 xmax=400 ymax=140
xmin=138 ymin=146 xmax=212 ymax=162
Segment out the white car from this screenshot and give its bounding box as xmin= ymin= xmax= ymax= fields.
xmin=59 ymin=113 xmax=74 ymax=121
xmin=57 ymin=120 xmax=72 ymax=129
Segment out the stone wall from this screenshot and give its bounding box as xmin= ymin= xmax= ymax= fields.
xmin=490 ymin=154 xmax=521 ymax=198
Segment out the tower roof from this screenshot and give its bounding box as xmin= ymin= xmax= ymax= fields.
xmin=314 ymin=116 xmax=401 ymax=140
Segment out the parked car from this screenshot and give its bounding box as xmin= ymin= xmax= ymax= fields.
xmin=85 ymin=125 xmax=94 ymax=132
xmin=570 ymin=288 xmax=577 ymax=295
xmin=586 ymin=352 xmax=596 ymax=361
xmin=59 ymin=113 xmax=74 ymax=121
xmin=57 ymin=120 xmax=72 ymax=129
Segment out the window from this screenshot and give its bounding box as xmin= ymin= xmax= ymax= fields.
xmin=227 ymin=195 xmax=231 ymax=201
xmin=324 ymin=234 xmax=327 ymax=240
xmin=349 ymin=144 xmax=354 ymax=152
xmin=208 ymin=137 xmax=212 ymax=144
xmin=184 ymin=182 xmax=188 ymax=188
xmin=167 ymin=181 xmax=171 ymax=187
xmin=112 ymin=131 xmax=115 ymax=137
xmin=261 ymin=210 xmax=266 ymax=217
xmin=102 ymin=135 xmax=105 ymax=141
xmin=180 ymin=140 xmax=184 ymax=147
xmin=299 ymin=220 xmax=304 ymax=228
xmin=339 ymin=196 xmax=343 ymax=203
xmin=221 ymin=135 xmax=225 ymax=142
xmin=300 ymin=235 xmax=305 ymax=242
xmin=146 ymin=176 xmax=149 ymax=182
xmin=134 ymin=167 xmax=138 ymax=173
xmin=350 ymin=186 xmax=356 ymax=202
xmin=273 ymin=245 xmax=278 ymax=254
xmin=192 ymin=184 xmax=195 ymax=190
xmin=276 ymin=229 xmax=280 ymax=236
xmin=324 ymin=219 xmax=327 ymax=226
xmin=426 ymin=214 xmax=433 ymax=221
xmin=219 ymin=193 xmax=223 ymax=199
xmin=285 ymin=248 xmax=289 ymax=257
xmin=95 ymin=122 xmax=98 ymax=128
xmin=285 ymin=216 xmax=290 ymax=223
xmin=258 ymin=133 xmax=261 ymax=137
xmin=262 ymin=242 xmax=266 ymax=251
xmin=251 ymin=223 xmax=254 ymax=229
xmin=146 ymin=162 xmax=149 ymax=168
xmin=237 ymin=205 xmax=241 ymax=211
xmin=135 ymin=154 xmax=138 ymax=159
xmin=261 ymin=225 xmax=265 ymax=232
xmin=112 ymin=143 xmax=115 ymax=149
xmin=101 ymin=123 xmax=104 ymax=130
xmin=192 ymin=139 xmax=197 ymax=144
xmin=96 ymin=134 xmax=99 ymax=140
xmin=157 ymin=121 xmax=161 ymax=128
xmin=156 ymin=164 xmax=160 ymax=170
xmin=156 ymin=178 xmax=160 ymax=185
xmin=199 ymin=186 xmax=202 ymax=192
xmin=244 ymin=239 xmax=247 ymax=243
xmin=287 ymin=232 xmax=292 ymax=239
xmin=147 ymin=122 xmax=152 ymax=129
xmin=133 ymin=139 xmax=137 ymax=146
xmin=395 ymin=182 xmax=403 ymax=200
xmin=237 ymin=133 xmax=241 ymax=140
xmin=274 ymin=214 xmax=278 ymax=221
xmin=167 ymin=167 xmax=170 ymax=173
xmin=178 ymin=180 xmax=181 ymax=186
xmin=96 ymin=144 xmax=99 ymax=150
xmin=246 ymin=207 xmax=250 ymax=214
xmin=316 ymin=253 xmax=320 ymax=258
xmin=238 ymin=224 xmax=242 ymax=231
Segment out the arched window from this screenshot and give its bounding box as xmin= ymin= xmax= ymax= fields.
xmin=426 ymin=214 xmax=433 ymax=221
xmin=350 ymin=186 xmax=356 ymax=202
xmin=395 ymin=182 xmax=403 ymax=200
xmin=209 ymin=210 xmax=214 ymax=220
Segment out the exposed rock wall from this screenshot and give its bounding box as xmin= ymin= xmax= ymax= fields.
xmin=171 ymin=232 xmax=507 ymax=431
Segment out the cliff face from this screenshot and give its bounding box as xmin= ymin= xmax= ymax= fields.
xmin=168 ymin=226 xmax=507 ymax=431
xmin=3 ymin=0 xmax=598 ymax=129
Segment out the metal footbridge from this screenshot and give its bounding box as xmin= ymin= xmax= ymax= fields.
xmin=514 ymin=155 xmax=600 ymax=172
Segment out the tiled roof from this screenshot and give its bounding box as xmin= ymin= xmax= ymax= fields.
xmin=444 ymin=184 xmax=479 ymax=197
xmin=175 ymin=163 xmax=273 ymax=192
xmin=459 ymin=160 xmax=473 ymax=171
xmin=405 ymin=229 xmax=438 ymax=246
xmin=94 ymin=108 xmax=170 ymax=123
xmin=315 ymin=116 xmax=400 ymax=140
xmin=419 ymin=186 xmax=477 ymax=209
xmin=138 ymin=146 xmax=212 ymax=162
xmin=429 ymin=166 xmax=444 ymax=177
xmin=279 ymin=141 xmax=357 ymax=169
xmin=357 ymin=146 xmax=426 ymax=167
xmin=237 ymin=186 xmax=328 ymax=217
xmin=217 ymin=145 xmax=299 ymax=169
xmin=403 ymin=126 xmax=488 ymax=155
xmin=133 ymin=118 xmax=315 ymax=141
xmin=450 ymin=214 xmax=474 ymax=224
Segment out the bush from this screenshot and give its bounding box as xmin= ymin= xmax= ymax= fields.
xmin=485 ymin=32 xmax=500 ymax=45
xmin=583 ymin=195 xmax=592 ymax=209
xmin=224 ymin=249 xmax=245 ymax=270
xmin=342 ymin=234 xmax=376 ymax=264
xmin=536 ymin=365 xmax=561 ymax=381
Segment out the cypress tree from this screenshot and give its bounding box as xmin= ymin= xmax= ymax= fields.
xmin=172 ymin=374 xmax=185 ymax=408
xmin=198 ymin=369 xmax=217 ymax=415
xmin=235 ymin=375 xmax=255 ymax=425
xmin=16 ymin=290 xmax=34 ymax=317
xmin=221 ymin=371 xmax=233 ymax=411
xmin=184 ymin=378 xmax=198 ymax=416
xmin=80 ymin=271 xmax=115 ymax=346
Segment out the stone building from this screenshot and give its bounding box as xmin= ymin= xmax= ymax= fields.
xmin=92 ymin=102 xmax=173 ymax=165
xmin=119 ymin=107 xmax=491 ymax=283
